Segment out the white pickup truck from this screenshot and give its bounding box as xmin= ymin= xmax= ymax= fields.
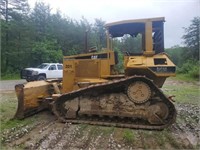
xmin=21 ymin=63 xmax=63 ymax=82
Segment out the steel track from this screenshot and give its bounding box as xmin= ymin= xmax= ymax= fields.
xmin=52 ymin=76 xmax=176 ymax=130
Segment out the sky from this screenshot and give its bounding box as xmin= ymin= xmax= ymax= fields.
xmin=28 ymin=0 xmax=200 ymax=48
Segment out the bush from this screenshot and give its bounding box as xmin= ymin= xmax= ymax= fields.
xmin=113 ymin=47 xmax=124 ymax=73
xmin=189 ymin=65 xmax=199 ymax=78
xmin=177 ymin=60 xmax=199 ymax=78
xmin=1 ymin=71 xmax=20 ymax=80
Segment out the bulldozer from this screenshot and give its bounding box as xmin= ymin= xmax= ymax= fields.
xmin=14 ymin=17 xmax=176 ymax=130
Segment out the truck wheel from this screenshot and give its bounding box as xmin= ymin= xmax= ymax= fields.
xmin=26 ymin=79 xmax=31 ymax=82
xmin=37 ymin=75 xmax=46 ymax=81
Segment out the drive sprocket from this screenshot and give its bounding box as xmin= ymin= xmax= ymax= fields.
xmin=127 ymin=81 xmax=151 ymax=104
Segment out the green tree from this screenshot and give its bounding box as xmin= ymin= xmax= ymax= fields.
xmin=165 ymin=45 xmax=187 ymax=67
xmin=31 ymin=40 xmax=62 ymax=66
xmin=31 ymin=2 xmax=51 ymax=42
xmin=123 ymin=34 xmax=142 ymax=53
xmin=92 ymin=18 xmax=106 ymax=50
xmin=182 ymin=17 xmax=200 ymax=60
xmin=0 ymin=0 xmax=30 ymax=73
xmin=0 ymin=0 xmax=29 ymax=22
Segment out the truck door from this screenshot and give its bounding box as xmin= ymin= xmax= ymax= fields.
xmin=47 ymin=65 xmax=57 ymax=78
xmin=57 ymin=64 xmax=63 ymax=78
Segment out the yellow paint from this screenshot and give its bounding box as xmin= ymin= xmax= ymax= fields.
xmin=144 ymin=21 xmax=155 ymax=56
xmin=23 ymin=81 xmax=51 ymax=108
xmin=62 ymin=50 xmax=117 ymax=93
xmin=62 ymin=59 xmax=76 ymax=92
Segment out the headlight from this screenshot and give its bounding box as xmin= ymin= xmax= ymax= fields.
xmin=32 ymin=71 xmax=38 ymax=75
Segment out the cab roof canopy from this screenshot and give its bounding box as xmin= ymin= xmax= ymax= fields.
xmin=105 ymin=17 xmax=165 ymax=38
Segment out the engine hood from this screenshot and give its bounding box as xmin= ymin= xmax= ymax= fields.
xmin=24 ymin=68 xmax=43 ymax=71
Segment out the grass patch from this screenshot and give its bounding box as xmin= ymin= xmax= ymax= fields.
xmin=163 ymin=79 xmax=200 ymax=104
xmin=79 ymin=124 xmax=88 ymax=130
xmin=154 ymin=132 xmax=165 ymax=146
xmin=164 ymin=132 xmax=182 ymax=149
xmin=77 ymin=124 xmax=89 ymax=138
xmin=123 ymin=129 xmax=135 ymax=143
xmin=79 ymin=125 xmax=115 ymax=137
xmin=0 ymin=92 xmax=18 ymax=122
xmin=0 ymin=117 xmax=38 ymax=149
xmin=100 ymin=126 xmax=115 ymax=135
xmin=1 ymin=118 xmax=35 ymax=131
xmin=90 ymin=126 xmax=100 ymax=136
xmin=1 ymin=73 xmax=20 ymax=80
xmin=0 ymin=92 xmax=35 ymax=131
xmin=173 ymin=74 xmax=199 ymax=82
xmin=89 ymin=126 xmax=114 ymax=137
xmin=141 ymin=130 xmax=181 ymax=149
xmin=156 ymin=130 xmax=180 ymax=149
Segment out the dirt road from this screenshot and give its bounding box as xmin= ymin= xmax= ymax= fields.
xmin=0 ymin=80 xmax=26 ymax=91
xmin=0 ymin=78 xmax=199 ymax=149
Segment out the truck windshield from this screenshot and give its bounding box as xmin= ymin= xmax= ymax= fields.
xmin=37 ymin=64 xmax=49 ymax=69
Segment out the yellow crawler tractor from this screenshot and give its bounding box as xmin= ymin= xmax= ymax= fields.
xmin=15 ymin=17 xmax=176 ymax=129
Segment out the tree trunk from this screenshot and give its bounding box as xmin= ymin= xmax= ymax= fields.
xmin=5 ymin=0 xmax=9 ymax=69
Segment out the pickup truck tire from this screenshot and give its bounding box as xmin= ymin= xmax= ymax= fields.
xmin=26 ymin=79 xmax=31 ymax=82
xmin=37 ymin=75 xmax=46 ymax=81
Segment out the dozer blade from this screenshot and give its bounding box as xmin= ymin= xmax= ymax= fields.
xmin=14 ymin=81 xmax=53 ymax=119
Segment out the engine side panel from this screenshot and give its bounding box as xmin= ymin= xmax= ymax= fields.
xmin=124 ymin=53 xmax=176 ymax=87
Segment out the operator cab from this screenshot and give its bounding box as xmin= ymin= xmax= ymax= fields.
xmin=105 ymin=17 xmax=165 ymax=56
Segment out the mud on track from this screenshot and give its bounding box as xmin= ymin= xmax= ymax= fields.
xmin=0 ymin=78 xmax=199 ymax=149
